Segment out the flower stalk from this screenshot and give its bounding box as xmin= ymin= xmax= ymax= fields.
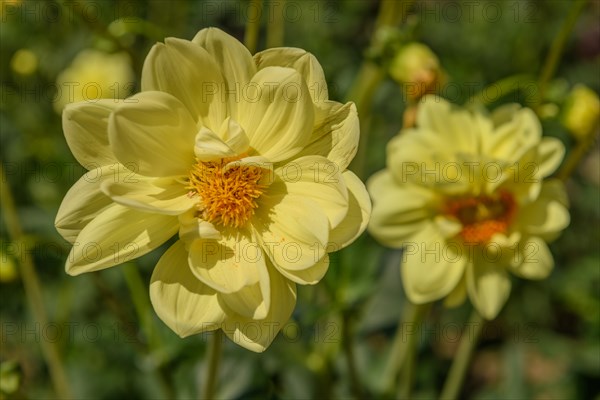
xmin=381 ymin=302 xmax=429 ymax=396
xmin=122 ymin=263 xmax=162 ymax=351
xmin=202 ymin=330 xmax=223 ymax=399
xmin=536 ymin=0 xmax=588 ymax=108
xmin=347 ymin=0 xmax=415 ymax=179
xmin=266 ymin=0 xmax=285 ymax=48
xmin=439 ymin=311 xmax=484 ymax=400
xmin=557 ymin=121 xmax=599 ymax=182
xmin=342 ymin=311 xmax=364 ymax=399
xmin=0 ymin=163 xmax=73 ymax=399
xmin=244 ymin=0 xmax=263 ymax=53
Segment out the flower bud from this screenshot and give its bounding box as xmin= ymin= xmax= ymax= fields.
xmin=561 ymin=85 xmax=600 ymax=141
xmin=11 ymin=49 xmax=38 ymax=76
xmin=53 ymin=49 xmax=135 ymax=113
xmin=389 ymin=42 xmax=443 ymax=101
xmin=0 ymin=250 xmax=18 ymax=283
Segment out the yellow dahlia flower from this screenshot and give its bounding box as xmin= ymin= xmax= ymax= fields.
xmin=55 ymin=28 xmax=370 ymax=352
xmin=368 ymin=96 xmax=569 ymax=319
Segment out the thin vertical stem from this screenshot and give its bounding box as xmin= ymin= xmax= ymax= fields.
xmin=380 ymin=302 xmax=429 ymax=396
xmin=342 ymin=311 xmax=364 ymax=399
xmin=201 ymin=330 xmax=223 ymax=400
xmin=439 ymin=311 xmax=484 ymax=400
xmin=397 ymin=330 xmax=417 ymax=400
xmin=537 ymin=0 xmax=588 ymax=106
xmin=0 ymin=163 xmax=73 ymax=399
xmin=244 ymin=0 xmax=263 ymax=53
xmin=557 ymin=127 xmax=599 ymax=182
xmin=122 ymin=263 xmax=161 ymax=351
xmin=346 ymin=0 xmax=415 ymax=179
xmin=266 ymin=0 xmax=285 ymax=48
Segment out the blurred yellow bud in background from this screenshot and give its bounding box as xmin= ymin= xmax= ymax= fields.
xmin=389 ymin=42 xmax=444 ymax=101
xmin=0 ymin=250 xmax=18 ymax=283
xmin=53 ymin=49 xmax=135 ymax=113
xmin=10 ymin=49 xmax=38 ymax=76
xmin=561 ymin=85 xmax=600 ymax=141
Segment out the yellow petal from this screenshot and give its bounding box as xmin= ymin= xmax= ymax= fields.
xmin=416 ymin=96 xmax=480 ymax=155
xmin=194 ymin=126 xmax=237 ymax=161
xmin=500 ymin=148 xmax=542 ymax=205
xmin=443 ymin=276 xmax=467 ymax=308
xmin=108 ymin=91 xmax=197 ymax=177
xmin=386 ymin=128 xmax=453 ymax=188
xmin=401 ymin=223 xmax=466 ymax=304
xmin=62 ymin=100 xmax=121 ymax=169
xmin=194 ymin=117 xmax=249 ymax=161
xmin=239 ymin=67 xmax=314 ymax=162
xmin=66 ymin=204 xmax=178 ymax=275
xmin=192 ymin=28 xmax=256 ymax=120
xmin=218 ymin=258 xmax=270 ymax=320
xmin=101 ymin=175 xmax=195 ymax=215
xmin=368 ymin=171 xmax=437 ymax=247
xmin=536 ymin=137 xmax=565 ymax=178
xmin=294 ymin=101 xmax=359 ymax=171
xmin=514 ymin=180 xmax=569 ymax=241
xmin=274 ymin=155 xmax=348 ymax=228
xmin=150 ymin=240 xmax=225 ymax=337
xmin=254 ymin=47 xmax=328 ymax=102
xmin=508 ymin=236 xmax=554 ymax=280
xmin=329 ymin=170 xmax=371 ymax=250
xmin=178 ymin=211 xmax=221 ymax=242
xmin=483 ymin=107 xmax=541 ymax=163
xmin=219 ymin=117 xmax=250 ymax=155
xmin=274 ymin=253 xmax=329 ymax=285
xmin=221 ymin=264 xmax=296 ymax=352
xmin=142 ymin=37 xmax=227 ymax=131
xmin=253 ymin=193 xmax=329 ymax=272
xmin=490 ymin=103 xmax=521 ymax=127
xmin=466 ymin=256 xmax=511 ymax=320
xmin=187 ymin=230 xmax=264 ymax=293
xmin=55 ymin=164 xmax=120 ymax=243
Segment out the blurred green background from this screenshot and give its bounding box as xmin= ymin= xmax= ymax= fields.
xmin=1 ymin=0 xmax=599 ymax=399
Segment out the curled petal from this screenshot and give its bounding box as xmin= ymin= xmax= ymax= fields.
xmin=150 ymin=241 xmax=225 ymax=337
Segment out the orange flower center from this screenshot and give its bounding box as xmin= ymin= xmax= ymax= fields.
xmin=444 ymin=190 xmax=516 ymax=244
xmin=188 ymin=156 xmax=267 ymax=228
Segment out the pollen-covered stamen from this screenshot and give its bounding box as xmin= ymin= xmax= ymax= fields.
xmin=444 ymin=190 xmax=516 ymax=244
xmin=187 ymin=156 xmax=267 ymax=228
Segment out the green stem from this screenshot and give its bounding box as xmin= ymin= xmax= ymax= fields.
xmin=439 ymin=311 xmax=484 ymax=400
xmin=244 ymin=0 xmax=263 ymax=53
xmin=342 ymin=311 xmax=364 ymax=399
xmin=202 ymin=330 xmax=223 ymax=400
xmin=465 ymin=74 xmax=538 ymax=106
xmin=397 ymin=329 xmax=417 ymax=400
xmin=345 ymin=0 xmax=414 ymax=179
xmin=122 ymin=263 xmax=161 ymax=351
xmin=380 ymin=302 xmax=429 ymax=396
xmin=98 ymin=269 xmax=175 ymax=399
xmin=65 ymin=1 xmax=143 ymax=75
xmin=557 ymin=127 xmax=599 ymax=181
xmin=536 ymin=0 xmax=588 ymax=107
xmin=266 ymin=0 xmax=285 ymax=48
xmin=346 ymin=64 xmax=386 ymax=180
xmin=0 ymin=164 xmax=73 ymax=399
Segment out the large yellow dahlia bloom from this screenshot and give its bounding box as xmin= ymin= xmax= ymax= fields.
xmin=368 ymin=96 xmax=569 ymax=319
xmin=55 ymin=28 xmax=370 ymax=352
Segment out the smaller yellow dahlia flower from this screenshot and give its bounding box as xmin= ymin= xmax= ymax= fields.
xmin=368 ymin=96 xmax=569 ymax=319
xmin=56 ymin=28 xmax=370 ymax=351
